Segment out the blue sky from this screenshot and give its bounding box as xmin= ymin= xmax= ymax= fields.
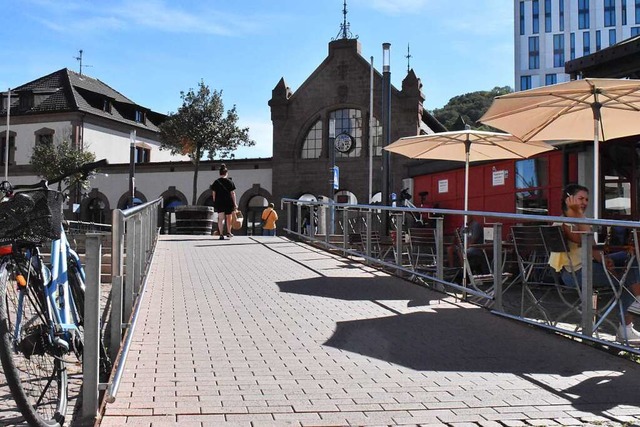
xmin=0 ymin=0 xmax=514 ymax=159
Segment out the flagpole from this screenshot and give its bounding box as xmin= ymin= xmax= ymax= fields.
xmin=368 ymin=56 xmax=374 ymax=204
xmin=4 ymin=88 xmax=10 ymax=181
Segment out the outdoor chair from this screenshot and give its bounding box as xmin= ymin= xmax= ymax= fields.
xmin=539 ymin=225 xmax=628 ymax=336
xmin=408 ymin=227 xmax=458 ymax=284
xmin=454 ymin=228 xmax=511 ymax=294
xmin=511 ymin=225 xmax=565 ymax=324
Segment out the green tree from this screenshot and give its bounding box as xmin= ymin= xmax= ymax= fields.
xmin=159 ymin=81 xmax=254 ymax=205
xmin=432 ymin=86 xmax=513 ymax=131
xmin=30 ymin=136 xmax=96 ymax=190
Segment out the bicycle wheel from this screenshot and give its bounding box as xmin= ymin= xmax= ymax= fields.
xmin=0 ymin=258 xmax=68 ymax=427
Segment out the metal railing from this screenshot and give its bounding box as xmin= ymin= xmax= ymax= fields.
xmin=104 ymin=199 xmax=162 ymax=405
xmin=281 ymin=197 xmax=640 ymax=355
xmin=81 ymin=198 xmax=162 ymax=419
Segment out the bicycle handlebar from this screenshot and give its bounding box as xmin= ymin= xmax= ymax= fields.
xmin=9 ymin=159 xmax=109 ymax=192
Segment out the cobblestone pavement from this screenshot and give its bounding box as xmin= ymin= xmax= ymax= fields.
xmin=91 ymin=235 xmax=640 ymax=427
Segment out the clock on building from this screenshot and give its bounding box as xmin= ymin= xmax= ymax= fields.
xmin=334 ymin=133 xmax=353 ymax=153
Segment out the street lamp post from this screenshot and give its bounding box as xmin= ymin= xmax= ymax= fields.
xmin=381 ymin=43 xmax=392 ymax=233
xmin=129 ymin=130 xmax=136 ymax=208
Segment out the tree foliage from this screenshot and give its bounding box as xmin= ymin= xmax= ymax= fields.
xmin=30 ymin=136 xmax=96 ymax=190
xmin=431 ymin=86 xmax=513 ymax=131
xmin=159 ymin=81 xmax=254 ymax=205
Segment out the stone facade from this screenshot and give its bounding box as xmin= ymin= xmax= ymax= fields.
xmin=269 ymin=38 xmax=445 ymax=206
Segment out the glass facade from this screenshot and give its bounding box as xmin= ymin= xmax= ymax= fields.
xmin=583 ymin=31 xmax=591 ymax=56
xmin=609 ymin=29 xmax=616 ymax=46
xmin=532 ymin=0 xmax=540 ymax=33
xmin=559 ymin=0 xmax=565 ymax=30
xmin=545 ymin=0 xmax=552 ymax=32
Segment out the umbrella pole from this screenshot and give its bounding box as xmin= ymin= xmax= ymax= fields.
xmin=462 ymin=142 xmax=470 ymax=292
xmin=592 ymin=101 xmax=602 ymax=241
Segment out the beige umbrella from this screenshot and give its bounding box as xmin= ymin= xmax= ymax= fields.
xmin=384 ymin=128 xmax=554 ymax=286
xmin=479 ymin=78 xmax=640 ymax=219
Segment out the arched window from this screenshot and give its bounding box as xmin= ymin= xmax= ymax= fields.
xmin=301 ymin=120 xmax=323 ymax=159
xmin=330 ymin=108 xmax=362 ymax=158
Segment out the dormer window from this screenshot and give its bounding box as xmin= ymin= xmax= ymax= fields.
xmin=135 ymin=110 xmax=145 ymax=124
xmin=19 ymin=93 xmax=33 ymax=110
xmin=103 ymin=99 xmax=111 ymax=113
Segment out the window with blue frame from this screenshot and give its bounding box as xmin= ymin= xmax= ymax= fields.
xmin=596 ymin=30 xmax=601 ymax=51
xmin=579 ymin=0 xmax=590 ymax=29
xmin=532 ymin=0 xmax=540 ymax=33
xmin=632 ymin=26 xmax=640 ymax=36
xmin=559 ymin=0 xmax=565 ymax=31
xmin=521 ymin=75 xmax=532 ymax=90
xmin=545 ymin=0 xmax=552 ymax=32
xmin=520 ymin=1 xmax=525 ymax=35
xmin=636 ymin=0 xmax=640 ymax=24
xmin=545 ymin=74 xmax=557 ymax=85
xmin=623 ymin=0 xmax=628 ymax=25
xmin=570 ymin=32 xmax=576 ymax=60
xmin=529 ymin=36 xmax=540 ymax=69
xmin=553 ymin=34 xmax=565 ymax=67
xmin=583 ymin=31 xmax=591 ymax=56
xmin=604 ymin=0 xmax=616 ymax=26
xmin=609 ymin=29 xmax=616 ymax=46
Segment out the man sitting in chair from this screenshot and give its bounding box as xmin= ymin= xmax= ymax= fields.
xmin=549 ymin=183 xmax=640 ymax=344
xmin=447 ymin=215 xmax=486 ymax=274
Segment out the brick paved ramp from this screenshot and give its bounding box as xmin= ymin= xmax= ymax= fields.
xmin=98 ymin=235 xmax=640 ymax=427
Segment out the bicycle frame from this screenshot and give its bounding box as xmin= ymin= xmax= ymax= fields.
xmin=20 ymin=227 xmax=83 ymax=350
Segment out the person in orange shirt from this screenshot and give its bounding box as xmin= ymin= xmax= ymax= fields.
xmin=261 ymin=203 xmax=279 ymax=236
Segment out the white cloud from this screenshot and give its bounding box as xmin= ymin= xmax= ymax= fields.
xmin=25 ymin=0 xmax=271 ymax=36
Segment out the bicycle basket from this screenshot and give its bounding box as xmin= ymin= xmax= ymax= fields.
xmin=0 ymin=190 xmax=62 ymax=244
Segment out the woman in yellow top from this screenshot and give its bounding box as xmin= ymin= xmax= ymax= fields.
xmin=261 ymin=203 xmax=278 ymax=236
xmin=549 ymin=184 xmax=640 ymax=344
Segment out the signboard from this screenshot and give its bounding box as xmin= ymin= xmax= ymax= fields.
xmin=438 ymin=179 xmax=448 ymax=193
xmin=492 ymin=170 xmax=507 ymax=186
xmin=332 ymin=166 xmax=339 ymax=190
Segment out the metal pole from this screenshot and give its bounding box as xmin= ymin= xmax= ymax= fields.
xmin=368 ymin=56 xmax=374 ymax=204
xmin=4 ymin=88 xmax=10 ymax=181
xmin=129 ymin=130 xmax=136 ymax=208
xmin=381 ymin=43 xmax=391 ymax=235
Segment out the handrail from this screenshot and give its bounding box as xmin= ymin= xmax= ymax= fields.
xmin=281 ymin=197 xmax=640 ymax=354
xmin=105 ymin=197 xmax=162 ymax=403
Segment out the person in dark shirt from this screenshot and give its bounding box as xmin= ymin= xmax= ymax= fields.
xmin=211 ymin=163 xmax=237 ymax=240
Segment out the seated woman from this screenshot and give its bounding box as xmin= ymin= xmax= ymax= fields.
xmin=548 ymin=184 xmax=640 ymax=344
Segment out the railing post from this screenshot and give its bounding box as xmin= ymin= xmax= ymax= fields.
xmin=394 ymin=213 xmax=403 ymax=266
xmin=493 ymin=223 xmax=503 ymax=312
xmin=296 ymin=203 xmax=302 ymax=235
xmin=134 ymin=216 xmax=143 ymax=296
xmin=342 ymin=207 xmax=349 ymax=255
xmin=435 ymin=217 xmax=444 ymax=281
xmin=365 ymin=209 xmax=372 ymax=260
xmin=581 ymin=232 xmax=594 ymax=336
xmin=82 ymin=233 xmax=102 ymax=420
xmin=124 ymin=217 xmax=135 ymax=322
xmin=110 ymin=209 xmax=125 ymax=362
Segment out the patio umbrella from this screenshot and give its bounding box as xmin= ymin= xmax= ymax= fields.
xmin=478 ymin=78 xmax=640 ymax=219
xmin=384 ymin=128 xmax=554 ymax=286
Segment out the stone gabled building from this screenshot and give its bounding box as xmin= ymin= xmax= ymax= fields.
xmin=269 ymin=37 xmax=445 ymax=208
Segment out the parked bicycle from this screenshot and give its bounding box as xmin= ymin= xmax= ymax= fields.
xmin=0 ymin=159 xmax=111 ymax=426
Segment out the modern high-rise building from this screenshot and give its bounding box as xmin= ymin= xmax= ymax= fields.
xmin=514 ymin=0 xmax=640 ymax=90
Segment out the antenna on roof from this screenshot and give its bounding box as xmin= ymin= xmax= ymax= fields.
xmin=73 ymin=49 xmax=93 ymax=76
xmin=405 ymin=44 xmax=412 ymax=74
xmin=333 ymin=0 xmax=358 ymax=40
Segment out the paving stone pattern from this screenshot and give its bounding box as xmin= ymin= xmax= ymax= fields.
xmin=93 ymin=235 xmax=640 ymax=427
